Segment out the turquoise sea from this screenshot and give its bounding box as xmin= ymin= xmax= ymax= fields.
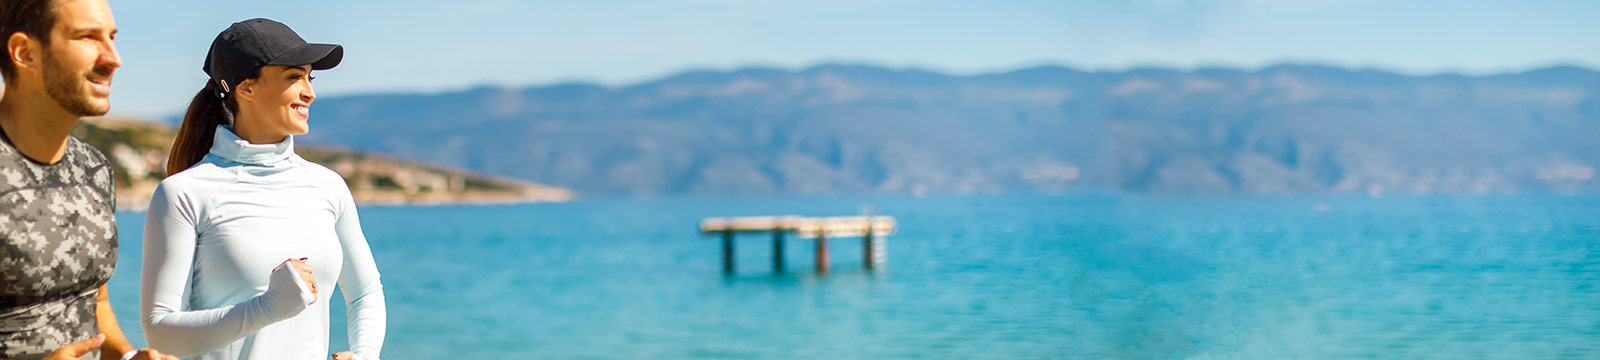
xmin=106 ymin=195 xmax=1600 ymax=359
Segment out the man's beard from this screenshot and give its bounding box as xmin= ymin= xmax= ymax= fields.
xmin=42 ymin=54 xmax=113 ymax=117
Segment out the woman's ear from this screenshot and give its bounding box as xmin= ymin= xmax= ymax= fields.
xmin=235 ymin=78 xmax=257 ymax=103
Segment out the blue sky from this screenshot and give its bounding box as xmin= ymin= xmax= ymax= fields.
xmin=101 ymin=0 xmax=1599 ymax=119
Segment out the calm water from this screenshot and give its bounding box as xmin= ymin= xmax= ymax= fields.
xmin=105 ymin=195 xmax=1600 ymax=359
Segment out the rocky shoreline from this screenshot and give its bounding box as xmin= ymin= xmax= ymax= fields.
xmin=73 ymin=117 xmax=574 ymax=210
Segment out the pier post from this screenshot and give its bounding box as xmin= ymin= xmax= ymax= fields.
xmin=815 ymin=230 xmax=830 ymax=274
xmin=772 ymin=229 xmax=785 ymax=273
xmin=874 ymin=236 xmax=886 ymax=266
xmin=862 ymin=230 xmax=874 ymax=270
xmin=722 ymin=230 xmax=735 ymax=275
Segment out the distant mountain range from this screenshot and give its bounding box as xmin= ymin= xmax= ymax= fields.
xmin=292 ymin=63 xmax=1600 ymax=197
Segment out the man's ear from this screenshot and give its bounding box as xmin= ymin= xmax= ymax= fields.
xmin=7 ymin=32 xmax=40 ymax=74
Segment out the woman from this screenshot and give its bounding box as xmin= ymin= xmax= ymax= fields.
xmin=139 ymin=18 xmax=384 ymax=360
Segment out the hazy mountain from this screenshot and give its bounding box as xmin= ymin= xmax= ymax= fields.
xmin=293 ymin=64 xmax=1600 ymax=197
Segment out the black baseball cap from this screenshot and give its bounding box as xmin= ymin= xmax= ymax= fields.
xmin=203 ymin=18 xmax=342 ymax=95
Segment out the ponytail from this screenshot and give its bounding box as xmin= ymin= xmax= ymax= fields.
xmin=166 ymin=80 xmax=239 ymax=176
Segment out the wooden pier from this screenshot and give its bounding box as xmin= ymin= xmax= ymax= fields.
xmin=700 ymin=215 xmax=897 ymax=275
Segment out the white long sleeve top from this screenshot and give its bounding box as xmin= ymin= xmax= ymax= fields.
xmin=140 ymin=126 xmax=385 ymax=360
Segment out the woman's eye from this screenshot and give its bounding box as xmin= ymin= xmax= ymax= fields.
xmin=308 ymin=76 xmax=316 ymax=81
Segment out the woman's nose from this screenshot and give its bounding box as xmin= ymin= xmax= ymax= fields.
xmin=302 ymin=83 xmax=316 ymax=103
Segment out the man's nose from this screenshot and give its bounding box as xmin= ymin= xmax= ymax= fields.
xmin=100 ymin=40 xmax=122 ymax=70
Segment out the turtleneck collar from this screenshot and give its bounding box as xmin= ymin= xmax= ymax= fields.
xmin=209 ymin=125 xmax=294 ymax=165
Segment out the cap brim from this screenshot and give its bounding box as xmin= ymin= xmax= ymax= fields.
xmin=269 ymin=43 xmax=343 ymax=71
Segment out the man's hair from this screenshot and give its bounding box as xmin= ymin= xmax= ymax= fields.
xmin=0 ymin=0 xmax=59 ymax=81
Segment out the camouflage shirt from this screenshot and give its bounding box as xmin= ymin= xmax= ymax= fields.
xmin=0 ymin=131 xmax=116 ymax=360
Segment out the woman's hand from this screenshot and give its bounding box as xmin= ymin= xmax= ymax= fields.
xmin=259 ymin=257 xmax=319 ymax=322
xmin=125 ymin=348 xmax=180 ymax=360
xmin=273 ymin=258 xmax=317 ymax=302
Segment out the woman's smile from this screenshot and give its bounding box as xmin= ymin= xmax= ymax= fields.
xmin=291 ymin=102 xmax=310 ymax=118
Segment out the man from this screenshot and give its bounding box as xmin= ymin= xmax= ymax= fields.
xmin=0 ymin=0 xmax=173 ymax=359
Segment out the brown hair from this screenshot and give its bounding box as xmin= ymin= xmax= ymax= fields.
xmin=167 ymin=79 xmax=248 ymax=176
xmin=0 ymin=0 xmax=58 ymax=81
